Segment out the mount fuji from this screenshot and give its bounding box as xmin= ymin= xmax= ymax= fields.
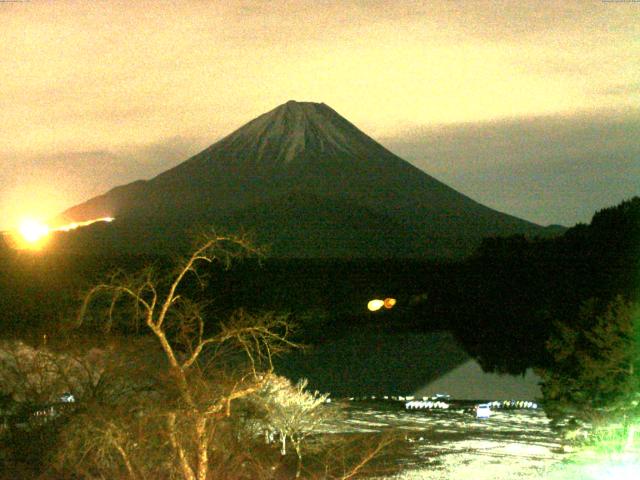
xmin=56 ymin=101 xmax=559 ymax=258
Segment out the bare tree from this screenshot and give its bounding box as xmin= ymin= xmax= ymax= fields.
xmin=52 ymin=233 xmax=396 ymax=479
xmin=76 ymin=234 xmax=298 ymax=480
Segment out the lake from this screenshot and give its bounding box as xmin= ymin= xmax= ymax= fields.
xmin=330 ymin=399 xmax=568 ymax=479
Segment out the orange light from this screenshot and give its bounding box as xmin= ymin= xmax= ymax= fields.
xmin=54 ymin=217 xmax=114 ymax=232
xmin=384 ymin=298 xmax=397 ymax=309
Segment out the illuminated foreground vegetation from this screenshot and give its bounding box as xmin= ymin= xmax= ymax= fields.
xmin=536 ymin=296 xmax=640 ymax=476
xmin=0 ymin=233 xmax=400 ymax=479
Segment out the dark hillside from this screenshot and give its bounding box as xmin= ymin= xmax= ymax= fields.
xmin=55 ymin=101 xmax=557 ymax=258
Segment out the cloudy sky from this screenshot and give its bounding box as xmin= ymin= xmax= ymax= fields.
xmin=1 ymin=0 xmax=638 ymax=230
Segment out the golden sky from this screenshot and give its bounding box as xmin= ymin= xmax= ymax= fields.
xmin=1 ymin=0 xmax=639 ymax=228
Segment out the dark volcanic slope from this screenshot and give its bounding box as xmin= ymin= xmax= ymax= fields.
xmin=58 ymin=101 xmax=555 ymax=257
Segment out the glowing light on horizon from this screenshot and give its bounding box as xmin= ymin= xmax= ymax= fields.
xmin=12 ymin=216 xmax=115 ymax=250
xmin=18 ymin=219 xmax=49 ymax=244
xmin=53 ymin=217 xmax=114 ymax=232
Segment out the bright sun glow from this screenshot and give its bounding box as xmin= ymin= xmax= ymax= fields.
xmin=12 ymin=216 xmax=115 ymax=250
xmin=18 ymin=219 xmax=50 ymax=244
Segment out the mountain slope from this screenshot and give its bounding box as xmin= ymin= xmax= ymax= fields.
xmin=57 ymin=101 xmax=558 ymax=257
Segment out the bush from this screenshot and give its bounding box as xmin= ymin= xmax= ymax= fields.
xmin=537 ymin=295 xmax=640 ymax=450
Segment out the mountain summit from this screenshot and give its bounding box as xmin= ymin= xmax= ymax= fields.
xmin=57 ymin=101 xmax=557 ymax=257
xmin=196 ymin=100 xmax=388 ymax=169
